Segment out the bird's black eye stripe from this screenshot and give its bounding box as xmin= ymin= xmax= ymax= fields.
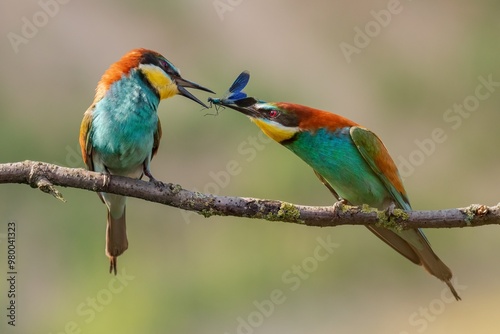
xmin=158 ymin=58 xmax=179 ymax=77
xmin=159 ymin=59 xmax=170 ymax=71
xmin=261 ymin=109 xmax=299 ymax=127
xmin=234 ymin=97 xmax=258 ymax=107
xmin=141 ymin=52 xmax=159 ymax=66
xmin=141 ymin=53 xmax=179 ymax=77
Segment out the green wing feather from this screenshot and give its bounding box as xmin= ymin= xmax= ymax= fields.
xmin=349 ymin=126 xmax=424 ymax=264
xmin=152 ymin=117 xmax=162 ymax=158
xmin=349 ymin=126 xmax=410 ymax=210
xmin=79 ymin=107 xmax=94 ymax=171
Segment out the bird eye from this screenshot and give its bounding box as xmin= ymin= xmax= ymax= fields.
xmin=159 ymin=59 xmax=169 ymax=70
xmin=269 ymin=110 xmax=279 ymax=118
xmin=158 ymin=58 xmax=176 ymax=75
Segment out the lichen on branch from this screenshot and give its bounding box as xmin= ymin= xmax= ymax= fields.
xmin=0 ymin=160 xmax=498 ymax=229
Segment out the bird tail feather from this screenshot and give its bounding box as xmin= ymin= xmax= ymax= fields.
xmin=366 ymin=226 xmax=460 ymax=300
xmin=106 ymin=206 xmax=128 ymax=275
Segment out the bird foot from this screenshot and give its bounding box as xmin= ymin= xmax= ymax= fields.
xmin=332 ymin=199 xmax=348 ymax=216
xmin=102 ymin=172 xmax=111 ymax=188
xmin=143 ymin=169 xmax=164 ymax=187
xmin=148 ymin=176 xmax=165 ymax=187
xmin=384 ymin=202 xmax=397 ymax=218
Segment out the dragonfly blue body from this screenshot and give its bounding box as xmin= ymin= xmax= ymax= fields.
xmin=208 ymin=71 xmax=250 ymax=107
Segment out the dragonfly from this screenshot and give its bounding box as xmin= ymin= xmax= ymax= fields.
xmin=208 ymin=71 xmax=256 ymax=113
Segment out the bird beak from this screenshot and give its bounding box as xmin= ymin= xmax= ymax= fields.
xmin=175 ymin=77 xmax=215 ymax=108
xmin=217 ymin=97 xmax=260 ymax=117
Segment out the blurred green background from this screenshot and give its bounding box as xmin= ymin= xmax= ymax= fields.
xmin=1 ymin=1 xmax=500 ymax=333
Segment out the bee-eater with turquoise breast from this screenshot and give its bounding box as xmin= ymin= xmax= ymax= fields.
xmin=211 ymin=78 xmax=460 ymax=300
xmin=79 ymin=48 xmax=214 ymax=274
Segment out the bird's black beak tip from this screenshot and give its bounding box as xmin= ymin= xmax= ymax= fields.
xmin=217 ymin=98 xmax=259 ymax=117
xmin=176 ymin=77 xmax=215 ymax=108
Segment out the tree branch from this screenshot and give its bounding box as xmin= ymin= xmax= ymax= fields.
xmin=0 ymin=160 xmax=498 ymax=229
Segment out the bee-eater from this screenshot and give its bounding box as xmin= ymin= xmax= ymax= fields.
xmin=79 ymin=48 xmax=214 ymax=274
xmin=213 ymin=88 xmax=460 ymax=300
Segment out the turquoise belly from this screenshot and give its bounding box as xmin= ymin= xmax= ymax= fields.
xmin=285 ymin=127 xmax=389 ymax=208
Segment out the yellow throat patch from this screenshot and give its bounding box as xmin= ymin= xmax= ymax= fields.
xmin=252 ymin=118 xmax=298 ymax=143
xmin=139 ymin=64 xmax=178 ymax=100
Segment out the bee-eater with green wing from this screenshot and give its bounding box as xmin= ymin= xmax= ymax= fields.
xmin=210 ymin=75 xmax=460 ymax=300
xmin=80 ymin=48 xmax=214 ymax=274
